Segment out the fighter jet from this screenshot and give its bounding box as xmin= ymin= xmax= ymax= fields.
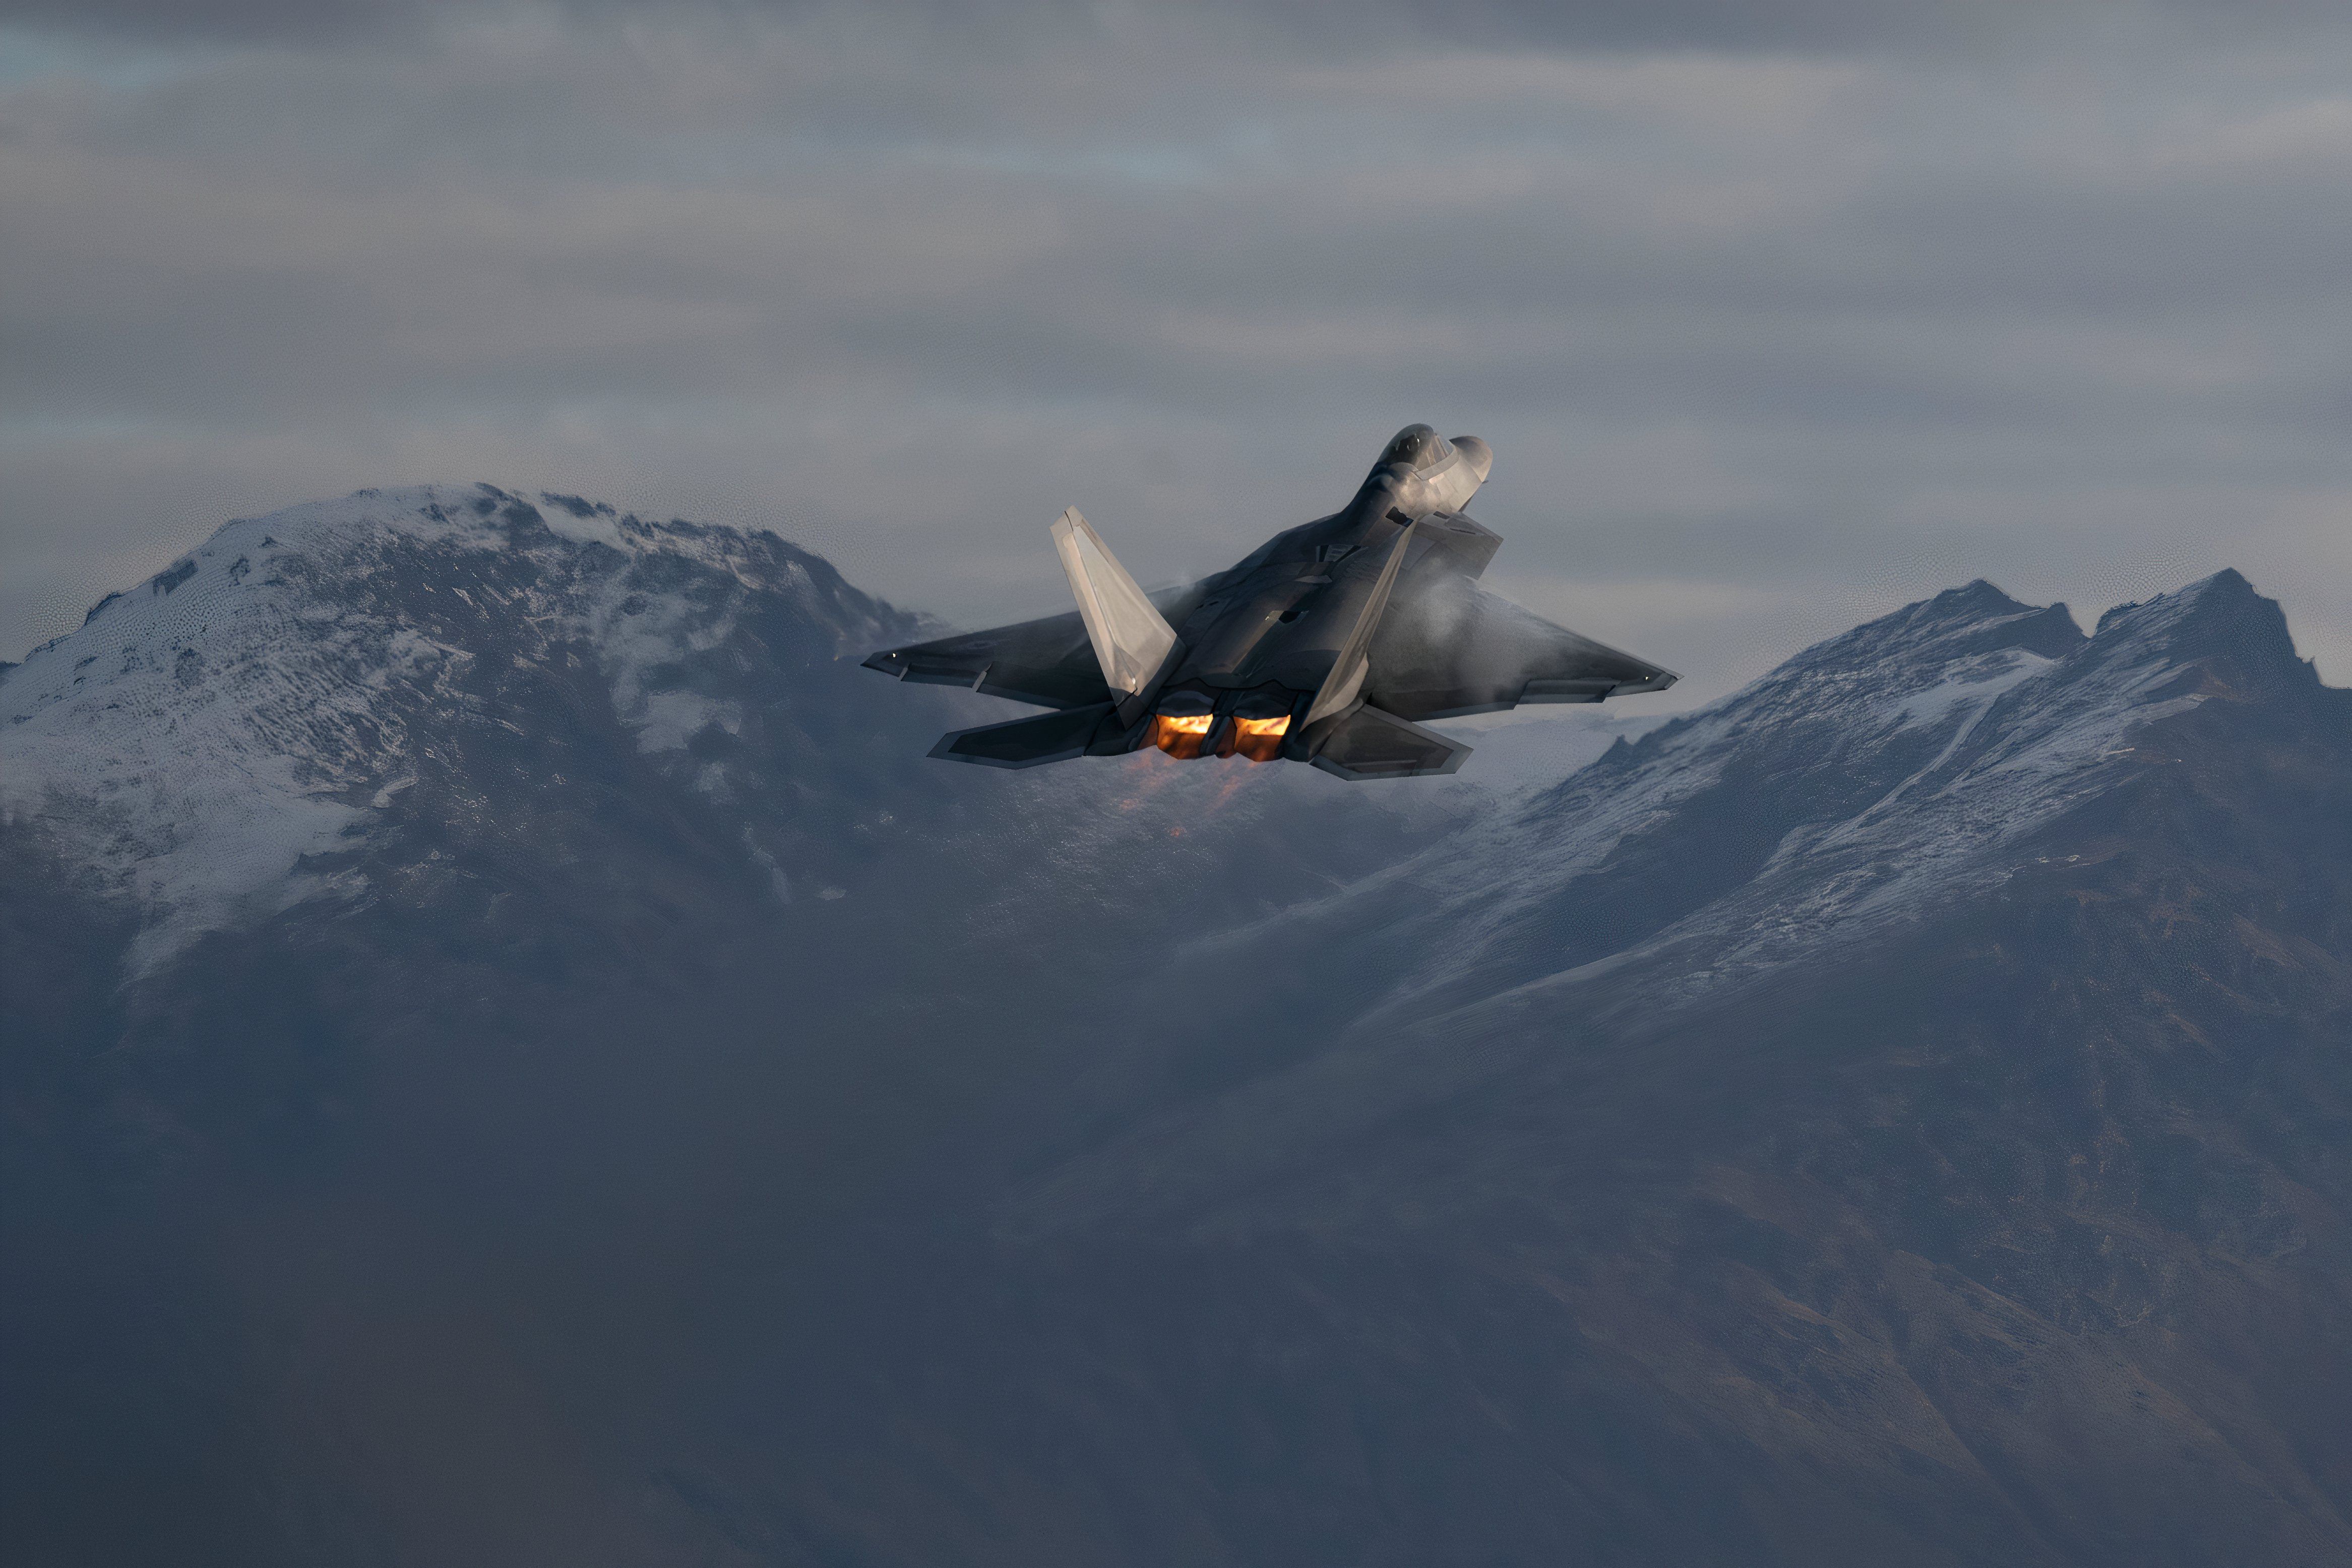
xmin=862 ymin=424 xmax=1677 ymax=780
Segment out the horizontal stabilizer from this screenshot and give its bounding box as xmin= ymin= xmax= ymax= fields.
xmin=929 ymin=702 xmax=1117 ymax=769
xmin=861 ymin=581 xmax=1212 ymax=714
xmin=1309 ymin=704 xmax=1470 ymax=781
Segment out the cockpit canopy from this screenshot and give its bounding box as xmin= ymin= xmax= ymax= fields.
xmin=1375 ymin=423 xmax=1455 ymax=475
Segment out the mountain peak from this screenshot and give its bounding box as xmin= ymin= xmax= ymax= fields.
xmin=2 ymin=485 xmax=913 ymax=976
xmin=1931 ymin=577 xmax=2030 ymax=616
xmin=1766 ymin=578 xmax=2082 ymax=692
xmin=1415 ymin=567 xmax=2328 ymax=1017
xmin=2085 ymin=568 xmax=2312 ymax=700
xmin=2091 ymin=567 xmax=2262 ymax=635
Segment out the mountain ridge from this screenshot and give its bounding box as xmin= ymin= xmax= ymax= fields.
xmin=5 ymin=489 xmax=2349 ymax=1566
xmin=8 ymin=484 xmax=2322 ymax=993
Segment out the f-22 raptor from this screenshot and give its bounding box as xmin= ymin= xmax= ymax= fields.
xmin=863 ymin=424 xmax=1678 ymax=780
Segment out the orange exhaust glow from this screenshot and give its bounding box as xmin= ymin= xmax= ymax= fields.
xmin=1230 ymin=714 xmax=1290 ymax=763
xmin=1148 ymin=711 xmax=1291 ymax=762
xmin=1148 ymin=712 xmax=1214 ymax=760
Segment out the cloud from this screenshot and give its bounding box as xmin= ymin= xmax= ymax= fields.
xmin=10 ymin=0 xmax=2350 ymax=53
xmin=1 ymin=3 xmax=2349 ymax=702
xmin=0 ymin=0 xmax=428 ymax=45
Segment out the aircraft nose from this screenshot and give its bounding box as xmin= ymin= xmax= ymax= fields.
xmin=1449 ymin=436 xmax=1493 ymax=485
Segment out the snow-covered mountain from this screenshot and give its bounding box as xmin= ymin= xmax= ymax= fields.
xmin=6 ymin=490 xmax=2349 ymax=1567
xmin=1471 ymin=573 xmax=2294 ymax=986
xmin=1349 ymin=571 xmax=2312 ymax=1019
xmin=964 ymin=565 xmax=2352 ymax=1568
xmin=6 ymin=479 xmax=2296 ymax=998
xmin=1 ymin=485 xmax=915 ymax=973
xmin=1003 ymin=569 xmax=2346 ymax=1232
xmin=1057 ymin=567 xmax=2313 ymax=1059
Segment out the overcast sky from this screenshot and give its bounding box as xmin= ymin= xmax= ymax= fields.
xmin=4 ymin=1 xmax=2349 ymax=702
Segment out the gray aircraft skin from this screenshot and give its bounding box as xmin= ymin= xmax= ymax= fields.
xmin=863 ymin=424 xmax=1678 ymax=779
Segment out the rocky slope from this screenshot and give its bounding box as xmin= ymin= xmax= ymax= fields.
xmin=949 ymin=570 xmax=2352 ymax=1566
xmin=4 ymin=493 xmax=2348 ymax=1566
xmin=1014 ymin=571 xmax=2344 ymax=1223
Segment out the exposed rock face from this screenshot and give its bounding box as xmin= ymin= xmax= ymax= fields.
xmin=4 ymin=492 xmax=2347 ymax=1565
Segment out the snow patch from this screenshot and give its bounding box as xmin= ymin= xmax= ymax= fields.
xmin=1348 ymin=575 xmax=2246 ymax=1018
xmin=0 ymin=483 xmax=872 ymax=977
xmin=632 ymin=690 xmax=744 ymax=755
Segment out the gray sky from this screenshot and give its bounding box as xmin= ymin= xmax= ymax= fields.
xmin=5 ymin=1 xmax=2349 ymax=703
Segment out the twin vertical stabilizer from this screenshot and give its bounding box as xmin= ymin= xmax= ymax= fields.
xmin=1301 ymin=520 xmax=1416 ymax=729
xmin=1050 ymin=508 xmax=1179 ymax=719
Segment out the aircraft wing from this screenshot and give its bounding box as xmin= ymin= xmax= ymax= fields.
xmin=863 ymin=584 xmax=1208 ymax=711
xmin=1365 ymin=573 xmax=1678 ymax=721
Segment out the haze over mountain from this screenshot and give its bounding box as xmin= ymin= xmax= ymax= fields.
xmin=5 ymin=487 xmax=2349 ymax=1566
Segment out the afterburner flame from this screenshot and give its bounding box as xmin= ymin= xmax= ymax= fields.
xmin=1149 ymin=711 xmax=1289 ymax=762
xmin=1149 ymin=712 xmax=1213 ymax=760
xmin=1230 ymin=714 xmax=1290 ymax=763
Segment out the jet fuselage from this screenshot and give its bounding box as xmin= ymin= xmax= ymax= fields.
xmin=863 ymin=423 xmax=1674 ymax=780
xmin=1138 ymin=427 xmax=1495 ymax=757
